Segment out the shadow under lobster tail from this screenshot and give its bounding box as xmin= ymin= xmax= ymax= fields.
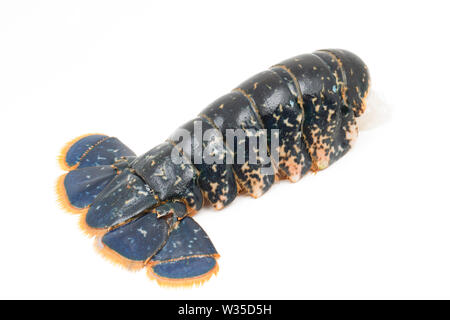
xmin=147 ymin=217 xmax=219 ymax=288
xmin=56 ymin=133 xmax=136 ymax=214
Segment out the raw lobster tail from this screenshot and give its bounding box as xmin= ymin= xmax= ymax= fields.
xmin=57 ymin=49 xmax=370 ymax=287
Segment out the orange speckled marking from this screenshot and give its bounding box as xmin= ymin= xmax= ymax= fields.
xmin=237 ymin=164 xmax=268 ymax=199
xmin=283 ymin=155 xmax=302 ymax=182
xmin=308 ymin=125 xmax=332 ymax=171
xmin=277 ymin=144 xmax=302 ymax=182
xmin=346 ymin=120 xmax=359 ymax=148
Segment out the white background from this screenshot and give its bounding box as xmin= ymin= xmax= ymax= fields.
xmin=1 ymin=0 xmax=449 ymax=299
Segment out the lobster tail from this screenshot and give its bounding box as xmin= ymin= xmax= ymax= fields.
xmin=57 ymin=49 xmax=370 ymax=287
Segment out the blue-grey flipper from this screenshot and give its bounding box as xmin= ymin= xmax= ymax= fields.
xmin=93 ymin=201 xmax=188 ymax=270
xmin=95 ymin=212 xmax=169 ymax=270
xmin=57 ymin=134 xmax=136 ymax=214
xmin=93 ymin=200 xmax=219 ymax=286
xmin=57 ymin=165 xmax=117 ymax=212
xmin=80 ymin=168 xmax=159 ymax=236
xmin=147 ymin=217 xmax=219 ymax=287
xmin=59 ymin=133 xmax=136 ymax=170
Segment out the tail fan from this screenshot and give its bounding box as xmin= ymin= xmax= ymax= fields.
xmin=148 ymin=217 xmax=219 ymax=287
xmin=58 ymin=134 xmax=219 ymax=286
xmin=57 ymin=134 xmax=136 ymax=214
xmin=57 ymin=165 xmax=117 ymax=213
xmin=92 ymin=200 xmax=190 ymax=272
xmin=58 ymin=134 xmax=135 ymax=170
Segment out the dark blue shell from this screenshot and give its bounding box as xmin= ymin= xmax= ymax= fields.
xmin=168 ymin=117 xmax=237 ymax=209
xmin=237 ymin=68 xmax=312 ymax=180
xmin=276 ymin=54 xmax=341 ymax=170
xmin=320 ymin=49 xmax=370 ymax=117
xmin=152 ymin=217 xmax=217 ymax=262
xmin=152 ymin=257 xmax=217 ymax=279
xmin=65 ymin=134 xmax=107 ymax=167
xmin=58 ymin=49 xmax=370 ymax=285
xmin=64 ymin=165 xmax=117 ymax=209
xmin=101 ymin=213 xmax=168 ymax=262
xmin=85 ymin=168 xmax=158 ymax=230
xmin=77 ymin=137 xmax=136 ymax=168
xmin=313 ymin=50 xmax=357 ymax=164
xmin=132 ymin=142 xmax=203 ymax=211
xmin=200 ymin=91 xmax=275 ymax=197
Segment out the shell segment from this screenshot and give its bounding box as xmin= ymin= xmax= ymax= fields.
xmin=84 ymin=168 xmax=159 ymax=233
xmin=132 ymin=142 xmax=203 ymax=211
xmin=62 ymin=135 xmax=135 ymax=170
xmin=168 ymin=117 xmax=237 ymax=210
xmin=276 ymin=54 xmax=340 ymax=171
xmin=199 ymin=91 xmax=275 ymax=198
xmin=151 ymin=201 xmax=187 ymax=220
xmin=237 ymin=69 xmax=311 ymax=181
xmin=319 ymin=49 xmax=370 ymax=117
xmin=313 ymin=51 xmax=358 ymax=163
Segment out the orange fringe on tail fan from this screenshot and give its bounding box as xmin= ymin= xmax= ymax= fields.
xmin=55 ymin=173 xmax=88 ymax=215
xmin=78 ymin=210 xmax=108 ymax=238
xmin=146 ymin=256 xmax=220 ymax=288
xmin=58 ymin=133 xmax=106 ymax=171
xmin=94 ymin=236 xmax=146 ymax=272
